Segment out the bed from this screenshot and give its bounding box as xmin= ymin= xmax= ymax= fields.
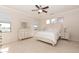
xmin=33 ymin=24 xmax=64 ymax=46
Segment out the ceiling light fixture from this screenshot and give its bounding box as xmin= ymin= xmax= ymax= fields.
xmin=38 ymin=9 xmax=42 ymax=13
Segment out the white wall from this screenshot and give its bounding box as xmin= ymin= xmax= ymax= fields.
xmin=39 ymin=8 xmax=79 ymax=41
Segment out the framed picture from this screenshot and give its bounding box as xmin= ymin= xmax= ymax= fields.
xmin=21 ymin=22 xmax=27 ymax=28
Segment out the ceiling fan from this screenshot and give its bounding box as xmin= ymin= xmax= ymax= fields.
xmin=32 ymin=5 xmax=49 ymax=14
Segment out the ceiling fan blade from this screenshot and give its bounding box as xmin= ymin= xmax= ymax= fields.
xmin=42 ymin=6 xmax=49 ymax=9
xmin=39 ymin=5 xmax=42 ymax=7
xmin=42 ymin=10 xmax=47 ymax=13
xmin=32 ymin=9 xmax=38 ymax=11
xmin=35 ymin=5 xmax=40 ymax=9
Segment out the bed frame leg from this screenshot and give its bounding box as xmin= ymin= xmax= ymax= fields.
xmin=51 ymin=44 xmax=55 ymax=47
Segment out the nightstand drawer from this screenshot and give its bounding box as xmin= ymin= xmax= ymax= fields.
xmin=61 ymin=32 xmax=70 ymax=40
xmin=64 ymin=33 xmax=70 ymax=39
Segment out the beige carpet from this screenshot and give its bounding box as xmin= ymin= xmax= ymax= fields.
xmin=1 ymin=38 xmax=79 ymax=53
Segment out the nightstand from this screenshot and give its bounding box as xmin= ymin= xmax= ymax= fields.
xmin=61 ymin=32 xmax=70 ymax=40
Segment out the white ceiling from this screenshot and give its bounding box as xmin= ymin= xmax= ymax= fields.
xmin=3 ymin=5 xmax=79 ymax=19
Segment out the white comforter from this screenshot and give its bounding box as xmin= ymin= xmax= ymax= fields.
xmin=34 ymin=30 xmax=60 ymax=45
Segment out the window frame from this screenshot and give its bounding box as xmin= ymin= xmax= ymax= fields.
xmin=0 ymin=22 xmax=11 ymax=33
xmin=46 ymin=17 xmax=64 ymax=24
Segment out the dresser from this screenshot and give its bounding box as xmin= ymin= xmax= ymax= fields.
xmin=0 ymin=31 xmax=2 ymax=49
xmin=18 ymin=29 xmax=33 ymax=40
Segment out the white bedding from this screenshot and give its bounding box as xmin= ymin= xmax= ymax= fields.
xmin=34 ymin=29 xmax=60 ymax=46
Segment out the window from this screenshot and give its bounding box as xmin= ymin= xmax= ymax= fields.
xmin=0 ymin=12 xmax=11 ymax=32
xmin=57 ymin=17 xmax=64 ymax=23
xmin=46 ymin=19 xmax=51 ymax=24
xmin=46 ymin=17 xmax=64 ymax=24
xmin=0 ymin=23 xmax=11 ymax=32
xmin=33 ymin=25 xmax=38 ymax=30
xmin=51 ymin=18 xmax=57 ymax=24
